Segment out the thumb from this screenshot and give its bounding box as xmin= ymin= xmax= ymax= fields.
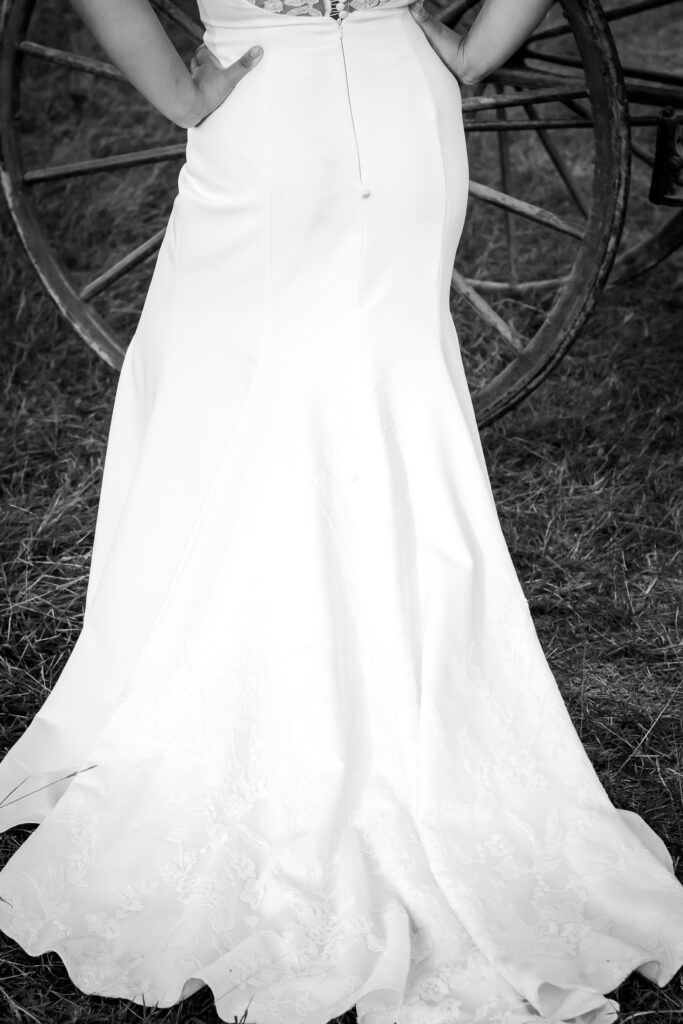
xmin=409 ymin=0 xmax=428 ymax=21
xmin=409 ymin=1 xmax=441 ymax=42
xmin=409 ymin=2 xmax=454 ymax=62
xmin=224 ymin=44 xmax=264 ymax=86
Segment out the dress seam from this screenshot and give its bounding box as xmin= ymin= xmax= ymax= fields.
xmin=400 ymin=10 xmax=448 ymax=717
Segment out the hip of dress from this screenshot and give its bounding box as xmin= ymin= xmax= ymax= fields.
xmin=182 ymin=5 xmax=468 ymax=232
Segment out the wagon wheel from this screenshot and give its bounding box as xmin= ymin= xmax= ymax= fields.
xmin=0 ymin=0 xmax=629 ymax=427
xmin=431 ymin=0 xmax=631 ymax=424
xmin=521 ymin=0 xmax=683 ymax=285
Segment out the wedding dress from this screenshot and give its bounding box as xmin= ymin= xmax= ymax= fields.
xmin=1 ymin=0 xmax=683 ymax=1021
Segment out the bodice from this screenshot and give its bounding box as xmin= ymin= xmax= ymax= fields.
xmin=243 ymin=0 xmax=402 ymax=19
xmin=198 ymin=0 xmax=415 ymax=25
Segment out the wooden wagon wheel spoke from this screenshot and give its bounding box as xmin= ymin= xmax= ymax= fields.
xmin=468 ymin=180 xmax=584 ymax=239
xmin=149 ymin=0 xmax=203 ymax=41
xmin=450 ymin=268 xmax=525 ymax=355
xmin=525 ymin=47 xmax=683 ymax=89
xmin=490 ymin=66 xmax=584 ymax=90
xmin=18 ymin=40 xmax=122 ymax=79
xmin=606 ymin=61 xmax=683 ymax=92
xmin=531 ymin=0 xmax=678 ymax=42
xmin=504 ymin=54 xmax=683 ymax=112
xmin=463 ymin=274 xmax=569 ymax=298
xmin=465 ymin=116 xmax=597 ymax=132
xmin=461 ymin=83 xmax=589 ymax=114
xmin=79 ymin=228 xmax=167 ymax=302
xmin=23 ymin=144 xmax=186 ymax=184
xmin=519 ymin=102 xmax=590 ymax=218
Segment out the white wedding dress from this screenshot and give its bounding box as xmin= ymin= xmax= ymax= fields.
xmin=1 ymin=1 xmax=682 ymax=1021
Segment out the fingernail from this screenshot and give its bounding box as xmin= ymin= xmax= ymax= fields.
xmin=250 ymin=45 xmax=263 ymax=57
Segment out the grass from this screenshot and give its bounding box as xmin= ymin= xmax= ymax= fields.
xmin=1 ymin=1 xmax=683 ymax=1022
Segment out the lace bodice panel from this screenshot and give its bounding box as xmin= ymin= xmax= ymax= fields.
xmin=200 ymin=0 xmax=413 ymax=23
xmin=246 ymin=0 xmax=393 ymax=17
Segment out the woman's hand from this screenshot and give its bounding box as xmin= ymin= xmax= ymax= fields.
xmin=408 ymin=0 xmax=471 ymax=83
xmin=67 ymin=0 xmax=264 ymax=131
xmin=187 ymin=43 xmax=264 ymax=128
xmin=409 ymin=0 xmax=555 ymax=86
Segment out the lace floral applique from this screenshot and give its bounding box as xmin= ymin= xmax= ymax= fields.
xmin=244 ymin=0 xmax=389 ymax=18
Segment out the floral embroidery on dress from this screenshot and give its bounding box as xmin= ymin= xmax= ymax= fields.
xmin=243 ymin=0 xmax=389 ymax=18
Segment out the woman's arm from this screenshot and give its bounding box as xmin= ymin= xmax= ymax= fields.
xmin=67 ymin=0 xmax=263 ymax=128
xmin=409 ymin=0 xmax=555 ymax=85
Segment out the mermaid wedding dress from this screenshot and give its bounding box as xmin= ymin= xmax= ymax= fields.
xmin=1 ymin=0 xmax=683 ymax=1021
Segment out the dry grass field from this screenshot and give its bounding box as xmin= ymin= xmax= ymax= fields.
xmin=1 ymin=1 xmax=682 ymax=1022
